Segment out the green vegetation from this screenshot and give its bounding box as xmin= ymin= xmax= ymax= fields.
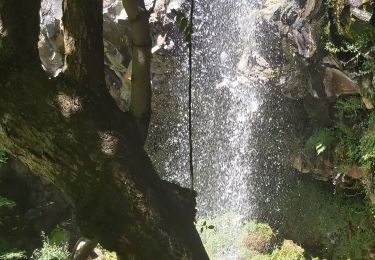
xmin=31 ymin=228 xmax=70 ymax=260
xmin=97 ymin=244 xmax=118 ymax=260
xmin=0 ymin=196 xmax=16 ymax=210
xmin=270 ymin=240 xmax=304 ymax=260
xmin=267 ymin=173 xmax=375 ymax=259
xmin=305 ymin=128 xmax=336 ymax=155
xmin=303 ymin=96 xmax=375 ymax=176
xmin=197 ymin=213 xmax=309 ymax=260
xmin=0 ymin=251 xmax=26 ymax=260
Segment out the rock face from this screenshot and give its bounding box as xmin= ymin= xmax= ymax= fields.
xmin=260 ymin=0 xmax=375 ymax=204
xmin=323 ymin=67 xmax=361 ymax=97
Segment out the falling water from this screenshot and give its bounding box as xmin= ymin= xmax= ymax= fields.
xmin=192 ymin=0 xmax=264 ymax=217
xmin=147 ymin=0 xmax=266 ymax=219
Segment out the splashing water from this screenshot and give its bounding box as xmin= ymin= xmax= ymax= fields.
xmin=190 ymin=0 xmax=264 ymax=217
xmin=147 ymin=0 xmax=266 ymax=221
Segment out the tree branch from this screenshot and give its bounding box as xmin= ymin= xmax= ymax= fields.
xmin=122 ymin=0 xmax=152 ymax=145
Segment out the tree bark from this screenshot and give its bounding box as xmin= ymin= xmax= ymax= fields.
xmin=0 ymin=1 xmax=208 ymax=259
xmin=122 ymin=0 xmax=152 ymax=145
xmin=62 ymin=0 xmax=105 ymax=94
xmin=0 ymin=0 xmax=41 ymax=68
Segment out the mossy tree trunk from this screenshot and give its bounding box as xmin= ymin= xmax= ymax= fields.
xmin=0 ymin=0 xmax=208 ymax=259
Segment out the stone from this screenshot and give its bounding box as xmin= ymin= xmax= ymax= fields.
xmin=323 ymin=67 xmax=361 ymax=97
xmin=281 ymin=3 xmax=299 ymax=25
xmin=302 ymin=0 xmax=322 ymax=19
xmin=346 ymin=166 xmax=364 ymax=179
xmin=345 ymin=0 xmax=371 ymax=8
xmin=362 ymin=97 xmax=374 ymax=109
xmin=291 ymin=18 xmax=317 ymax=58
xmin=351 ymin=7 xmax=371 ymax=22
xmin=292 ymin=155 xmax=311 ymax=173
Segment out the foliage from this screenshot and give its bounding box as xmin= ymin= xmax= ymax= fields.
xmin=274 ymin=176 xmax=375 ymax=259
xmin=270 ymin=240 xmax=305 ymax=260
xmin=31 ymin=230 xmax=70 ymax=260
xmin=197 ymin=220 xmax=214 ymax=233
xmin=332 ymin=97 xmax=366 ymax=165
xmin=97 ymin=244 xmax=118 ymax=260
xmin=240 ymin=222 xmax=275 ymax=253
xmin=359 ymin=112 xmax=375 ymax=172
xmin=48 ymin=226 xmax=69 ymax=246
xmin=335 ymin=96 xmax=364 ymax=115
xmin=197 ymin=213 xmax=290 ymax=259
xmin=304 ymin=128 xmax=335 ymax=155
xmin=0 ymin=251 xmax=26 ymax=260
xmin=0 ymin=240 xmax=26 ymax=260
xmin=0 ymin=196 xmax=16 ymax=209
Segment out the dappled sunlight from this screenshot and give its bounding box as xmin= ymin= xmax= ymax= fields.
xmin=98 ymin=131 xmax=119 ymax=156
xmin=55 ymin=92 xmax=82 ymax=118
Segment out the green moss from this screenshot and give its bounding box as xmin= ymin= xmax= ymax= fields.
xmin=274 ymin=176 xmax=375 ymax=259
xmin=240 ymin=222 xmax=275 ymax=255
xmin=97 ymin=244 xmax=118 ymax=260
xmin=270 ymin=240 xmax=305 ymax=260
xmin=332 ymin=97 xmax=366 ymax=166
xmin=359 ymin=112 xmax=375 ymax=172
xmin=0 ymin=196 xmax=15 ymax=209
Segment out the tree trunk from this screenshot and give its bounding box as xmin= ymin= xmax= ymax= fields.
xmin=0 ymin=0 xmax=209 ymax=259
xmin=122 ymin=0 xmax=152 ymax=145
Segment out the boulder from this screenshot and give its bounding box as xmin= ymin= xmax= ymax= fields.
xmin=323 ymin=67 xmax=361 ymax=97
xmin=291 ymin=18 xmax=316 ymax=58
xmin=345 ymin=165 xmax=364 ymax=179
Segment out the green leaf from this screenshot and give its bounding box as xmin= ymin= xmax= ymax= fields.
xmin=316 ymin=143 xmax=326 ymax=155
xmin=0 ymin=196 xmax=16 ymax=209
xmin=207 ymin=225 xmax=214 ymax=229
xmin=0 ymin=251 xmax=26 ymax=260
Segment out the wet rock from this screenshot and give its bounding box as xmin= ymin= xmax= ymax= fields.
xmin=281 ymin=3 xmax=299 ymax=25
xmin=345 ymin=165 xmax=364 ymax=179
xmin=303 ymin=96 xmax=334 ymax=126
xmin=323 ymin=67 xmax=361 ymax=97
xmin=302 ymin=0 xmax=322 ymax=19
xmin=345 ymin=0 xmax=371 ymax=8
xmin=351 ymin=7 xmax=372 ymax=22
xmin=362 ymin=96 xmax=374 ymax=109
xmin=313 ymin=157 xmax=335 ymax=181
xmin=292 ymin=155 xmax=311 ymax=173
xmin=291 ymin=18 xmax=316 ymax=58
xmin=39 ymin=0 xmax=64 ymax=76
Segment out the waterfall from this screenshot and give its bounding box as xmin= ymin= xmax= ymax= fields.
xmin=193 ymin=0 xmax=263 ymax=218
xmin=147 ymin=0 xmax=265 ymax=219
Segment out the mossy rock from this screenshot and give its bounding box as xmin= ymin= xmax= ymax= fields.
xmin=271 ymin=240 xmax=305 ymax=260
